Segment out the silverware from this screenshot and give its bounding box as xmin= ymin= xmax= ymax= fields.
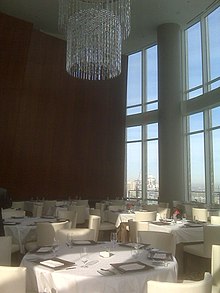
xmin=65 ymin=266 xmax=76 ymax=270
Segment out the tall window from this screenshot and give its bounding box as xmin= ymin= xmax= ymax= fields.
xmin=126 ymin=45 xmax=158 ymax=201
xmin=184 ymin=5 xmax=220 ymax=204
xmin=184 ymin=6 xmax=220 ymax=99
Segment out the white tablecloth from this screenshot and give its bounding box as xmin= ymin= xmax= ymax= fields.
xmin=21 ymin=243 xmax=178 ymax=293
xmin=107 ymin=211 xmax=135 ymax=227
xmin=4 ymin=216 xmax=57 ymax=253
xmin=107 ymin=211 xmax=204 ymax=244
xmin=148 ymin=222 xmax=204 ymax=244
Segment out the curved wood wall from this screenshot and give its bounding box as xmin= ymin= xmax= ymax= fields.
xmin=0 ymin=13 xmax=127 ymax=202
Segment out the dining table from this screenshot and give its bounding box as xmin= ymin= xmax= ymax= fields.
xmin=106 ymin=210 xmax=204 ymax=244
xmin=20 ymin=241 xmax=178 ymax=293
xmin=4 ymin=216 xmax=57 ymax=253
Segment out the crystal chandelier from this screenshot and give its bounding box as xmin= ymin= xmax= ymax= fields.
xmin=58 ymin=0 xmax=131 ymax=80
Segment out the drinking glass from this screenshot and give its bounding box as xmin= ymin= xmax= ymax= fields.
xmin=131 ymin=247 xmax=139 ymax=259
xmin=80 ymin=247 xmax=88 ymax=268
xmin=66 ymin=233 xmax=73 ymax=248
xmin=110 ymin=232 xmax=117 ymax=248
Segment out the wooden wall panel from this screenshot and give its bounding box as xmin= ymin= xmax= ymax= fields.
xmin=0 ymin=13 xmax=127 ymax=202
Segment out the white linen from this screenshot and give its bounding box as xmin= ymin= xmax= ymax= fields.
xmin=148 ymin=222 xmax=204 ymax=244
xmin=21 ymin=243 xmax=178 ymax=293
xmin=4 ymin=216 xmax=56 ymax=253
xmin=107 ymin=211 xmax=135 ymax=227
xmin=106 ymin=211 xmax=204 ymax=244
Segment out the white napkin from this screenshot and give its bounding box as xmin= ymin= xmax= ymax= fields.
xmin=37 ymin=246 xmax=53 ymax=253
xmin=153 ymin=253 xmax=167 ymax=259
xmin=73 ymin=240 xmax=91 ymax=245
xmin=40 ymin=259 xmax=64 ymax=268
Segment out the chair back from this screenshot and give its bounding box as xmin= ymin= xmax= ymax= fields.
xmin=56 ymin=228 xmax=96 ymax=244
xmin=42 ymin=200 xmax=57 ymax=216
xmin=37 ymin=220 xmax=69 ymax=246
xmin=90 ymin=208 xmax=101 ymax=216
xmin=212 ymin=245 xmax=220 ymax=289
xmin=11 ymin=201 xmax=25 ymax=210
xmin=183 ymin=203 xmax=194 ymax=220
xmin=147 ymin=272 xmax=212 ymax=293
xmin=68 ymin=205 xmax=86 ymax=224
xmin=158 ymin=202 xmax=169 ymax=208
xmin=0 ymin=266 xmax=26 ymax=293
xmin=135 ymin=211 xmax=157 ymax=222
xmin=139 ymin=231 xmax=176 ymax=255
xmin=108 ymin=205 xmax=124 ymax=212
xmin=57 ymin=210 xmax=77 ymax=228
xmin=192 ymin=207 xmax=208 ymax=222
xmin=32 ymin=204 xmax=43 ymax=217
xmin=0 ymin=236 xmax=12 ymax=265
xmin=211 ymin=216 xmax=220 ymax=225
xmin=88 ymin=215 xmax=101 ymax=242
xmin=76 ymin=199 xmax=89 ymax=207
xmin=142 ymin=204 xmax=158 ymax=212
xmin=128 ymin=220 xmax=149 ymax=243
xmin=157 ymin=207 xmax=170 ymax=220
xmin=2 ymin=208 xmax=25 ymax=219
xmin=204 ymin=225 xmax=220 ymax=257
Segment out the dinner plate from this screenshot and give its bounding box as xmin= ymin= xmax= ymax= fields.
xmin=119 ymin=243 xmax=149 ymax=249
xmin=33 ymin=257 xmax=75 ymax=270
xmin=71 ymin=240 xmax=97 ymax=246
xmin=3 ymin=222 xmax=17 ymax=225
xmin=110 ymin=261 xmax=154 ymax=273
xmin=148 ymin=251 xmax=173 ymax=261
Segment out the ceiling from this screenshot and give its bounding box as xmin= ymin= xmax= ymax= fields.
xmin=0 ymin=0 xmax=218 ymax=54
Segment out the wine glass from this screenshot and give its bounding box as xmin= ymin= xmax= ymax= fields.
xmin=80 ymin=247 xmax=88 ymax=268
xmin=66 ymin=233 xmax=73 ymax=248
xmin=110 ymin=232 xmax=117 ymax=248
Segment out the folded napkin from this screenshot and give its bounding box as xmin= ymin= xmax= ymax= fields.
xmin=36 ymin=246 xmax=53 ymax=253
xmin=40 ymin=259 xmax=64 ymax=268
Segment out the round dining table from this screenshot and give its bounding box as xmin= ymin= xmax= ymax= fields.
xmin=20 ymin=241 xmax=178 ymax=293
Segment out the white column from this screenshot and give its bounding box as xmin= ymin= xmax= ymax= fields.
xmin=157 ymin=23 xmax=184 ymax=207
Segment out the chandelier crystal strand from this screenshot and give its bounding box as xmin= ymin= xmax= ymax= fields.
xmin=59 ymin=0 xmax=129 ymax=80
xmin=58 ymin=0 xmax=130 ymax=39
xmin=66 ymin=8 xmax=122 ymax=80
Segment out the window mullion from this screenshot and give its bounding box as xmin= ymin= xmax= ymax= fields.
xmin=201 ymin=15 xmax=209 ymax=93
xmin=204 ymin=110 xmax=212 ymax=205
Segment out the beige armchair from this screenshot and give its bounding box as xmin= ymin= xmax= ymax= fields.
xmin=146 ymin=272 xmax=212 ymax=293
xmin=212 ymin=245 xmax=220 ymax=293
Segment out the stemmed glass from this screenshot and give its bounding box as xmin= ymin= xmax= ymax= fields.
xmin=110 ymin=232 xmax=117 ymax=249
xmin=80 ymin=247 xmax=88 ymax=268
xmin=66 ymin=233 xmax=73 ymax=248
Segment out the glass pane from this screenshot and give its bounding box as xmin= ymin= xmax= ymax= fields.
xmin=127 ymin=126 xmax=141 ymax=142
xmin=212 ymin=129 xmax=220 ymax=204
xmin=146 ymin=140 xmax=159 ymax=195
xmin=189 ymin=112 xmax=204 ymax=132
xmin=211 ymin=80 xmax=220 ymax=90
xmin=188 ymin=88 xmax=203 ymax=99
xmin=207 ymin=7 xmax=220 ymax=81
xmin=211 ymin=107 xmax=220 ymax=127
xmin=146 ymin=123 xmax=158 ymax=139
xmin=146 ymin=102 xmax=158 ymax=111
xmin=127 ymin=106 xmax=142 ymax=116
xmin=186 ymin=22 xmax=203 ymax=90
xmin=189 ymin=133 xmax=205 ymax=202
xmin=126 ymin=142 xmax=142 ymax=198
xmin=127 ymin=52 xmax=142 ymax=107
xmin=146 ymin=45 xmax=158 ymax=103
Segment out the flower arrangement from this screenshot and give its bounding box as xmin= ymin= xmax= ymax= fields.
xmin=172 ymin=206 xmax=184 ymax=220
xmin=126 ymin=202 xmax=133 ymax=211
